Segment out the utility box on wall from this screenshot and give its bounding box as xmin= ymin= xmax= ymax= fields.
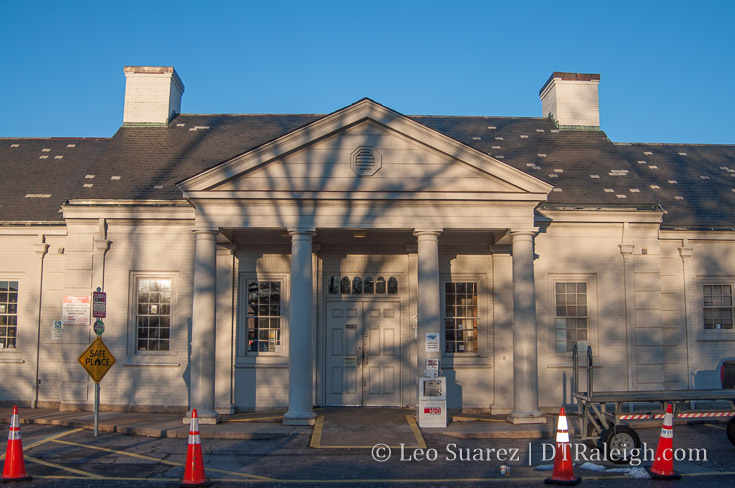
xmin=417 ymin=376 xmax=447 ymax=428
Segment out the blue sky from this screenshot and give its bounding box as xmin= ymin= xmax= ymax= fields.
xmin=1 ymin=1 xmax=733 ymax=143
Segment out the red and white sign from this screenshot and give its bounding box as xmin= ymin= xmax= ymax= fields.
xmin=62 ymin=296 xmax=91 ymax=326
xmin=424 ymin=407 xmax=442 ymax=415
xmin=93 ymin=291 xmax=107 ymax=318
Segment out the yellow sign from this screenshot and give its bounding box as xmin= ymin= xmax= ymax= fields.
xmin=78 ymin=336 xmax=116 ymax=383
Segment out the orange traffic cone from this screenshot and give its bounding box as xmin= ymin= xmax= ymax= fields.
xmin=180 ymin=409 xmax=210 ymax=487
xmin=646 ymin=403 xmax=680 ymax=480
xmin=2 ymin=405 xmax=32 ymax=482
xmin=545 ymin=407 xmax=581 ymax=485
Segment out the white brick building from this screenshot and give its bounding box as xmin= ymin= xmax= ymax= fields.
xmin=1 ymin=67 xmax=733 ymax=425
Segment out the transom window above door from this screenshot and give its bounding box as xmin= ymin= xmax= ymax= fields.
xmin=328 ymin=276 xmax=398 ymax=295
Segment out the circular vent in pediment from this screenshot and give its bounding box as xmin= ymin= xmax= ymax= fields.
xmin=350 ymin=146 xmax=382 ymax=176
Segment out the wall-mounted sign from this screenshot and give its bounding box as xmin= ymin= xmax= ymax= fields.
xmin=51 ymin=320 xmax=62 ymax=340
xmin=62 ymin=296 xmax=90 ymax=326
xmin=425 ymin=333 xmax=440 ymax=353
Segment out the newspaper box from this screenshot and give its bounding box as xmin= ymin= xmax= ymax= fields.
xmin=417 ymin=376 xmax=447 ymax=428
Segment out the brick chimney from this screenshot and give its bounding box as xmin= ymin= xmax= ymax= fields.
xmin=539 ymin=72 xmax=600 ymax=129
xmin=123 ymin=66 xmax=185 ymax=126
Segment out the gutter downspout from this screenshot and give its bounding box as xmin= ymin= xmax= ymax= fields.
xmin=32 ymin=236 xmax=49 ymax=409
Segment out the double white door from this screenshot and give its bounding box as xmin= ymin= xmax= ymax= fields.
xmin=325 ymin=300 xmax=400 ymax=406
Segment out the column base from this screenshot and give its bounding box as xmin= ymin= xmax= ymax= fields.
xmin=507 ymin=410 xmax=546 ymax=424
xmin=283 ymin=411 xmax=316 ymax=426
xmin=183 ymin=409 xmax=221 ymax=425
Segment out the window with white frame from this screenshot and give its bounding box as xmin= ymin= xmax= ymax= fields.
xmin=703 ymin=284 xmax=734 ymax=330
xmin=135 ymin=277 xmax=172 ymax=352
xmin=554 ymin=281 xmax=589 ymax=353
xmin=246 ymin=280 xmax=282 ymax=353
xmin=0 ymin=281 xmax=19 ymax=350
xmin=444 ymin=281 xmax=478 ymax=354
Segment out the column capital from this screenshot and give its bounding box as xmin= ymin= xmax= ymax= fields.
xmin=413 ymin=228 xmax=442 ymax=239
xmin=192 ymin=227 xmax=218 ymax=236
xmin=510 ymin=228 xmax=539 ymax=238
xmin=287 ymin=227 xmax=316 ymax=237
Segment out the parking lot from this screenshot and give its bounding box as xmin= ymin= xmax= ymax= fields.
xmin=3 ymin=418 xmax=735 ymax=487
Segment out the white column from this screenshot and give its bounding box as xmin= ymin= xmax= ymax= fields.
xmin=508 ymin=229 xmax=544 ymax=424
xmin=284 ymin=228 xmax=317 ymax=426
xmin=188 ymin=228 xmax=219 ymax=423
xmin=414 ymin=229 xmax=442 ymax=375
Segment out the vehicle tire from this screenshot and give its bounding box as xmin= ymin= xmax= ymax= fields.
xmin=585 ymin=422 xmax=603 ymax=450
xmin=598 ymin=425 xmax=641 ymax=464
xmin=727 ymin=417 xmax=735 ymax=446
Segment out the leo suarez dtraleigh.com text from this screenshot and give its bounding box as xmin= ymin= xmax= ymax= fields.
xmin=370 ymin=442 xmax=708 ymax=466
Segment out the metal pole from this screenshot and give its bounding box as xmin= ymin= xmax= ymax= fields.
xmin=572 ymin=344 xmax=578 ymax=396
xmin=587 ymin=346 xmax=593 ymax=397
xmin=94 ymin=382 xmax=100 ymax=437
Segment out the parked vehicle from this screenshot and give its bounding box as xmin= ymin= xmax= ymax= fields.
xmin=722 ymin=360 xmax=735 ymax=389
xmin=723 ymin=360 xmax=735 ymax=445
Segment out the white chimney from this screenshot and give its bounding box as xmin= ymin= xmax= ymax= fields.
xmin=539 ymin=72 xmax=600 ymax=129
xmin=123 ymin=66 xmax=185 ymax=126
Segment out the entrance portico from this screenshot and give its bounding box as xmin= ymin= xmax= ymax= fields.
xmin=179 ymin=99 xmax=552 ymax=423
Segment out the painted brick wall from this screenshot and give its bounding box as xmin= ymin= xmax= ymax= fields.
xmin=123 ymin=68 xmax=183 ymax=126
xmin=541 ymin=79 xmax=600 ymax=128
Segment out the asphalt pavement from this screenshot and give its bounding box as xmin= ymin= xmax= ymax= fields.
xmin=1 ymin=406 xmax=734 ymax=487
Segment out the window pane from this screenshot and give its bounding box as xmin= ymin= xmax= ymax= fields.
xmin=0 ymin=281 xmax=19 ymax=350
xmin=341 ymin=277 xmax=351 ymax=294
xmin=352 ymin=277 xmax=362 ymax=294
xmin=703 ymin=283 xmax=735 ymax=331
xmin=388 ymin=277 xmax=398 ymax=294
xmin=136 ymin=277 xmax=172 ymax=352
xmin=244 ymin=281 xmax=282 ymax=355
xmin=444 ymin=282 xmax=478 ymax=354
xmin=328 ymin=276 xmax=339 ymax=294
xmin=364 ymin=277 xmax=374 ymax=294
xmin=555 ymin=281 xmax=589 ymax=354
xmin=376 ymin=277 xmax=386 ymax=294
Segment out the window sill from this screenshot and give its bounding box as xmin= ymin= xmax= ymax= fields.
xmin=0 ymin=357 xmax=25 ymax=364
xmin=440 ymin=356 xmax=491 ymax=368
xmin=235 ymin=362 xmax=289 ymax=368
xmin=123 ymin=360 xmax=181 ymax=367
xmin=697 ymin=331 xmax=735 ymax=342
xmin=547 ymin=361 xmax=603 ymax=369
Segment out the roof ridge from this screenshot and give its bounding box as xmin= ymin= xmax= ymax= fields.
xmin=177 ymin=113 xmax=325 ymax=118
xmin=175 ymin=113 xmax=550 ymax=121
xmin=410 ymin=114 xmax=547 ymax=120
xmin=0 ymin=137 xmax=108 ymax=141
xmin=615 ymin=141 xmax=735 ymax=147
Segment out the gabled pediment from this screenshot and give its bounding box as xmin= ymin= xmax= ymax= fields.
xmin=178 ymin=99 xmax=552 ymax=200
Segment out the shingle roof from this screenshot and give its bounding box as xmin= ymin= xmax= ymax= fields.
xmin=614 ymin=143 xmax=735 ymax=229
xmin=67 ymin=114 xmax=322 ymax=201
xmin=412 ymin=116 xmax=659 ymax=206
xmin=0 ymin=138 xmax=107 ymax=221
xmin=1 ymin=107 xmax=733 ymax=229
